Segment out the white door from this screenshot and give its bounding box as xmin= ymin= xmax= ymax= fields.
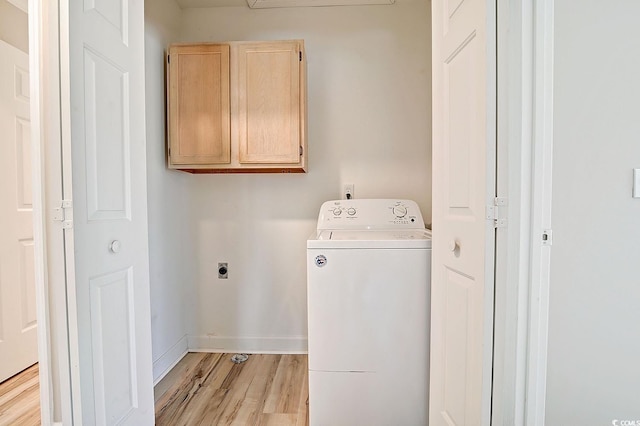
xmin=63 ymin=0 xmax=154 ymax=424
xmin=429 ymin=0 xmax=497 ymax=424
xmin=0 ymin=40 xmax=37 ymax=383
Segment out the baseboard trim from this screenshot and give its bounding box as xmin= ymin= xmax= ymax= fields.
xmin=153 ymin=335 xmax=188 ymax=385
xmin=188 ymin=335 xmax=308 ymax=354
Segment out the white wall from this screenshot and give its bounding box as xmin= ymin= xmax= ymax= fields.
xmin=546 ymin=0 xmax=640 ymax=423
xmin=0 ymin=0 xmax=28 ymax=53
xmin=144 ymin=0 xmax=195 ymax=381
xmin=178 ymin=2 xmax=432 ymax=351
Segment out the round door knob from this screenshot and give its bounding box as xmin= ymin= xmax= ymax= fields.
xmin=109 ymin=240 xmax=121 ymax=253
xmin=449 ymin=239 xmax=459 ymax=252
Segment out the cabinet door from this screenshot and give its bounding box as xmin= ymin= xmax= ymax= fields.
xmin=236 ymin=42 xmax=302 ymax=165
xmin=168 ymin=44 xmax=230 ymax=166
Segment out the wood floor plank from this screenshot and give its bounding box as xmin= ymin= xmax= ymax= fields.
xmin=191 ymin=386 xmax=230 ymax=426
xmin=227 ymin=354 xmax=284 ymax=425
xmin=0 ymin=364 xmax=38 ymax=407
xmin=263 ymin=355 xmax=307 ymax=414
xmin=155 ymin=352 xmax=226 ymax=425
xmin=0 ymin=387 xmax=39 ymax=426
xmin=0 ymin=364 xmax=40 ymax=426
xmin=211 ymin=355 xmax=264 ymax=425
xmin=155 ymin=351 xmax=208 ymax=404
xmin=258 ymin=413 xmax=298 ymax=426
xmin=1 ymin=353 xmax=308 ymax=426
xmin=295 ymin=364 xmax=309 ymax=426
xmin=245 ymin=355 xmax=281 ymax=425
xmin=193 ymin=362 xmax=249 ymax=425
xmin=155 ymin=353 xmax=308 ymax=426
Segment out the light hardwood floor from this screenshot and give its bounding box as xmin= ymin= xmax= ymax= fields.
xmin=155 ymin=353 xmax=309 ymax=426
xmin=0 ymin=353 xmax=308 ymax=426
xmin=0 ymin=364 xmax=40 ymax=426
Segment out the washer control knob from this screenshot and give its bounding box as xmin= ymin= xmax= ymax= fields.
xmin=393 ymin=205 xmax=408 ymax=218
xmin=347 ymin=208 xmax=356 ymax=216
xmin=333 ymin=208 xmax=342 ymax=216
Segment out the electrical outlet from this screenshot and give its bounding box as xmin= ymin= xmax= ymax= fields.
xmin=218 ymin=262 xmax=228 ymax=279
xmin=344 ymin=184 xmax=354 ymax=200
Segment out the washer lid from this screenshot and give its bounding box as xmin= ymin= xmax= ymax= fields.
xmin=307 ymin=229 xmax=432 ymax=249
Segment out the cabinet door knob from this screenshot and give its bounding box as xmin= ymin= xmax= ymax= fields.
xmin=449 ymin=239 xmax=460 ymax=252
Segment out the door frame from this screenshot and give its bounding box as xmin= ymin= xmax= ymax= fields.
xmin=28 ymin=0 xmax=50 ymax=420
xmin=523 ymin=0 xmax=555 ymax=423
xmin=492 ymin=0 xmax=554 ymax=424
xmin=28 ymin=0 xmax=555 ymax=424
xmin=29 ymin=0 xmax=52 ymax=423
xmin=29 ymin=0 xmax=76 ymax=424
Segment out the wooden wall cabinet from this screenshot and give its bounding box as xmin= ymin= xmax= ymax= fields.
xmin=167 ymin=40 xmax=307 ymax=173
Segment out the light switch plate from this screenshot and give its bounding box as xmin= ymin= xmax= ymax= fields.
xmin=634 ymin=169 xmax=640 ymax=198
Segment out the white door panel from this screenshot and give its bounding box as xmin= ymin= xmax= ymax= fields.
xmin=0 ymin=40 xmax=38 ymax=383
xmin=430 ymin=0 xmax=496 ymax=424
xmin=64 ymin=0 xmax=154 ymax=424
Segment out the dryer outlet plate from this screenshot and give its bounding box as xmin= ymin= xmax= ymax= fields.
xmin=218 ymin=262 xmax=228 ymax=279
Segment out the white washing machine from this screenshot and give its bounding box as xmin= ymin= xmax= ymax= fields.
xmin=307 ymin=199 xmax=431 ymax=426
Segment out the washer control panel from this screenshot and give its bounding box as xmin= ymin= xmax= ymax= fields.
xmin=317 ymin=199 xmax=425 ymax=230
